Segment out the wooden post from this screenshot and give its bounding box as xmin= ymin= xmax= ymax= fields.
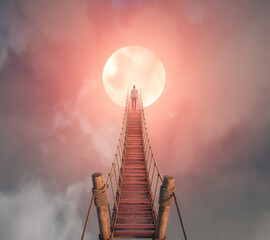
xmin=92 ymin=173 xmax=113 ymax=240
xmin=153 ymin=175 xmax=175 ymax=240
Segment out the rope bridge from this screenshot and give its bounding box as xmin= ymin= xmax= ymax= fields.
xmin=81 ymin=94 xmax=188 ymax=239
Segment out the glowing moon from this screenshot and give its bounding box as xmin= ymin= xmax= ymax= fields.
xmin=103 ymin=46 xmax=166 ymax=107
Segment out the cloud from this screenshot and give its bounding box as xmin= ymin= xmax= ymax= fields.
xmin=254 ymin=213 xmax=270 ymax=240
xmin=52 ymin=77 xmax=121 ymax=166
xmin=0 ymin=0 xmax=32 ymax=69
xmin=0 ymin=180 xmax=93 ymax=240
xmin=184 ymin=0 xmax=207 ymax=24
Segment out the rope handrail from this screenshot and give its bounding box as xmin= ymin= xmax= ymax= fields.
xmin=81 ymin=92 xmax=129 ymax=240
xmin=105 ymin=91 xmax=129 ymax=231
xmin=139 ymin=94 xmax=188 ymax=240
xmin=81 ymin=193 xmax=95 ymax=240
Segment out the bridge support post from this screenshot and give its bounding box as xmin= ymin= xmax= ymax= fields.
xmin=92 ymin=173 xmax=113 ymax=240
xmin=153 ymin=175 xmax=175 ymax=240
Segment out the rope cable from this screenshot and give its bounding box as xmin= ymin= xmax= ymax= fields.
xmin=159 ymin=185 xmax=175 ymax=207
xmin=92 ymin=184 xmax=109 ymax=207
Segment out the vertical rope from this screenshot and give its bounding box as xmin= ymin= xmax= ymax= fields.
xmin=81 ymin=194 xmax=95 ymax=240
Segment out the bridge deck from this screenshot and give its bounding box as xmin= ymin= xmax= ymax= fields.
xmin=113 ymin=105 xmax=155 ymax=239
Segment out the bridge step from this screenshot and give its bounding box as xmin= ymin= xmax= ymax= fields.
xmin=114 ymin=231 xmax=154 ymax=238
xmin=115 ymin=225 xmax=155 ymax=230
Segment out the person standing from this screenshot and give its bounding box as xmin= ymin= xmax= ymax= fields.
xmin=131 ymin=85 xmax=138 ymax=110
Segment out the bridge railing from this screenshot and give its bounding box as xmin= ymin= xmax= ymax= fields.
xmin=81 ymin=93 xmax=129 ymax=240
xmin=139 ymin=94 xmax=188 ymax=240
xmin=105 ymin=92 xmax=129 ymax=232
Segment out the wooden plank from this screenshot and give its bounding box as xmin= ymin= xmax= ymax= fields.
xmin=115 ymin=225 xmax=155 ymax=230
xmin=113 ymin=231 xmax=154 ymax=238
xmin=117 ymin=211 xmax=153 ymax=216
xmin=116 ymin=217 xmax=154 ymax=224
xmin=118 ymin=205 xmax=152 ymax=210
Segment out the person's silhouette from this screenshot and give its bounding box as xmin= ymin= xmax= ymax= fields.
xmin=131 ymin=85 xmax=138 ymax=110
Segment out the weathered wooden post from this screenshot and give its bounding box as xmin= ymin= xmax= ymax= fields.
xmin=153 ymin=175 xmax=175 ymax=240
xmin=92 ymin=173 xmax=113 ymax=240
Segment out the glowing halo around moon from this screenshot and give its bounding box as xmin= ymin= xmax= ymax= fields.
xmin=103 ymin=46 xmax=166 ymax=107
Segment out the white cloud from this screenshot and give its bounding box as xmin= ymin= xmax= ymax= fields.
xmin=253 ymin=213 xmax=270 ymax=240
xmin=51 ymin=78 xmax=120 ymax=166
xmin=0 ymin=180 xmax=93 ymax=240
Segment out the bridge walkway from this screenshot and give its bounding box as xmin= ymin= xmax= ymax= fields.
xmin=113 ymin=104 xmax=155 ymax=238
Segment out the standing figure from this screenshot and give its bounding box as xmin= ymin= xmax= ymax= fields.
xmin=131 ymin=85 xmax=138 ymax=110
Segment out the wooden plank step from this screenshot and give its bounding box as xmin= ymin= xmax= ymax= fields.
xmin=121 ymin=194 xmax=149 ymax=198
xmin=123 ymin=171 xmax=146 ymax=174
xmin=124 ymin=159 xmax=145 ymax=161
xmin=122 ymin=182 xmax=148 ymax=186
xmin=120 ymin=190 xmax=149 ymax=194
xmin=125 ymin=160 xmax=145 ymax=162
xmin=114 ymin=224 xmax=155 ymax=230
xmin=113 ymin=231 xmax=154 ymax=238
xmin=124 ymin=167 xmax=146 ymax=170
xmin=122 ymin=181 xmax=148 ymax=188
xmin=124 ymin=163 xmax=145 ymax=165
xmin=121 ymin=182 xmax=148 ymax=185
xmin=122 ymin=180 xmax=148 ymax=183
xmin=125 ymin=156 xmax=145 ymax=158
xmin=123 ymin=173 xmax=146 ymax=176
xmin=118 ymin=211 xmax=152 ymax=216
xmin=125 ymin=157 xmax=144 ymax=158
xmin=123 ymin=173 xmax=146 ymax=175
xmin=120 ymin=197 xmax=150 ymax=201
xmin=124 ymin=164 xmax=145 ymax=166
xmin=125 ymin=159 xmax=145 ymax=161
xmin=124 ymin=161 xmax=145 ymax=163
xmin=119 ymin=200 xmax=151 ymax=205
xmin=125 ymin=157 xmax=144 ymax=159
xmin=116 ymin=217 xmax=154 ymax=224
xmin=125 ymin=150 xmax=144 ymax=152
xmin=125 ymin=146 xmax=143 ymax=148
xmin=122 ymin=178 xmax=147 ymax=181
xmin=123 ymin=176 xmax=147 ymax=179
xmin=121 ymin=188 xmax=149 ymax=191
xmin=118 ymin=206 xmax=152 ymax=211
xmin=124 ymin=162 xmax=145 ymax=164
xmin=117 ymin=212 xmax=153 ymax=217
xmin=125 ymin=154 xmax=144 ymax=156
xmin=124 ymin=160 xmax=145 ymax=162
xmin=121 ymin=190 xmax=149 ymax=194
xmin=122 ymin=174 xmax=146 ymax=177
xmin=124 ymin=169 xmax=146 ymax=172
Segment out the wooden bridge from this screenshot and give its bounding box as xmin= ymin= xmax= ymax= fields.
xmin=81 ymin=94 xmax=188 ymax=240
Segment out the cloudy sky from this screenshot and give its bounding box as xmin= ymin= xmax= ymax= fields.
xmin=0 ymin=0 xmax=270 ymax=239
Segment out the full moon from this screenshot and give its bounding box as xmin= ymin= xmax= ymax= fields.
xmin=103 ymin=46 xmax=166 ymax=107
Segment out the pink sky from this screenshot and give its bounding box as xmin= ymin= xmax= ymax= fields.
xmin=0 ymin=0 xmax=270 ymax=239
